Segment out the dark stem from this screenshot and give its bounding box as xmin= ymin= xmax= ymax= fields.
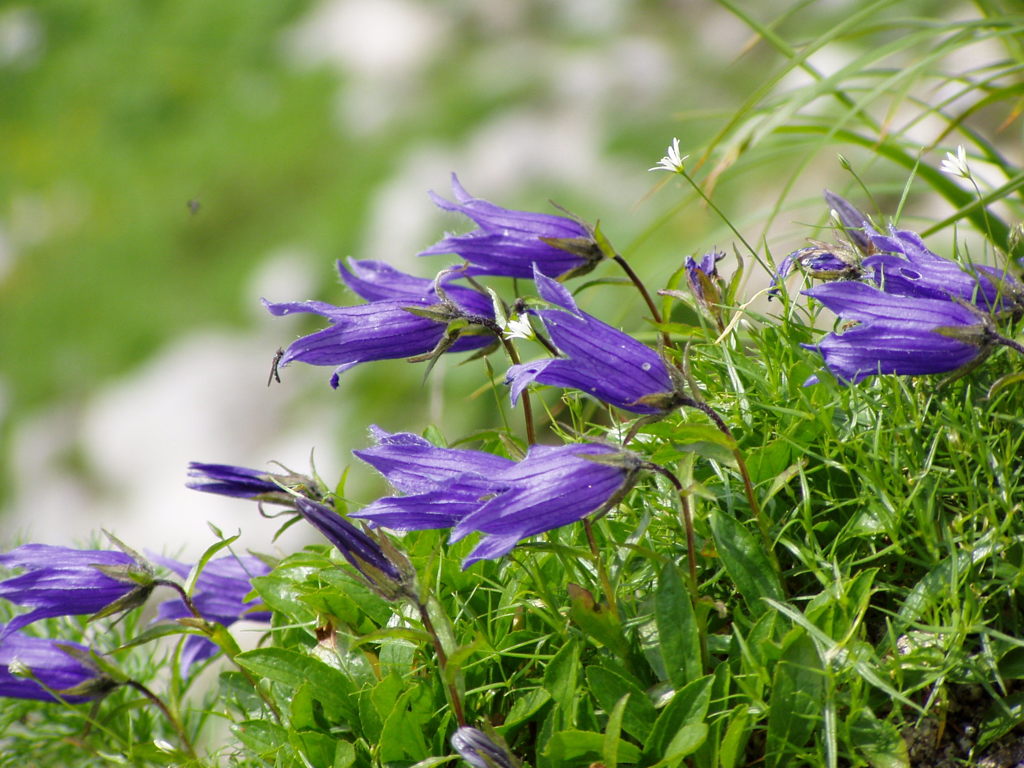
xmin=583 ymin=518 xmax=619 ymax=618
xmin=127 ymin=680 xmax=196 ymax=759
xmin=153 ymin=579 xmax=202 ymax=619
xmin=500 ymin=337 xmax=536 ymax=445
xmin=416 ymin=601 xmax=467 ymax=726
xmin=613 ymin=254 xmax=677 ymax=356
xmin=646 ymin=464 xmax=699 ymax=597
xmin=681 ymin=399 xmax=768 ymax=544
xmin=995 ymin=333 xmax=1024 ymax=356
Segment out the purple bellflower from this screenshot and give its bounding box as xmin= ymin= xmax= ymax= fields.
xmin=186 ymin=462 xmax=321 ymax=506
xmin=505 ymin=268 xmax=677 ymax=415
xmin=450 ymin=443 xmax=643 ymax=568
xmin=823 ymin=189 xmax=877 ymax=254
xmin=0 ymin=544 xmax=155 ymax=639
xmin=150 ymin=554 xmax=271 ymax=674
xmin=769 ymin=191 xmax=871 ymax=297
xmin=351 ymin=426 xmax=514 ymax=531
xmin=801 ymin=281 xmax=990 ymax=385
xmin=294 ymin=497 xmax=410 ymax=599
xmin=863 ymin=228 xmax=1024 ymax=313
xmin=0 ymin=629 xmax=114 ymax=703
xmin=420 ymin=174 xmax=604 ymax=280
xmin=451 ymin=726 xmax=518 ymax=768
xmin=264 ymin=259 xmax=496 ymax=388
xmin=685 ymin=251 xmax=725 ymax=306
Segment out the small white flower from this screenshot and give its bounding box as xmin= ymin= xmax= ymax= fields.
xmin=940 ymin=145 xmax=971 ymax=179
xmin=649 ymin=137 xmax=689 ymax=173
xmin=503 ymin=315 xmax=534 ymax=341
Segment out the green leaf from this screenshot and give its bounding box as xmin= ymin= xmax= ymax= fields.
xmin=655 ymin=562 xmax=702 ymax=689
xmin=586 ymin=664 xmax=657 ymax=741
xmin=502 ymin=686 xmax=552 ymax=730
xmin=602 ymin=694 xmax=629 ymax=768
xmin=708 ymin=508 xmax=784 ymax=615
xmin=765 ymin=631 xmax=823 ymax=768
xmin=379 ymin=684 xmax=433 ymax=762
xmin=848 ymin=709 xmax=909 ymax=768
xmin=545 ymin=729 xmax=642 ymax=765
xmin=235 ymin=648 xmax=357 ymax=724
xmin=232 ymin=720 xmax=291 ymax=761
xmin=977 ymin=692 xmax=1024 ymax=750
xmin=567 ymin=583 xmax=631 ymax=657
xmin=644 ymin=675 xmax=713 ymax=761
xmin=184 ymin=533 xmax=241 ymax=597
xmin=648 ymin=724 xmax=708 ymax=767
xmin=543 ymin=641 xmax=580 ymax=726
xmin=719 ymin=705 xmax=753 ymax=768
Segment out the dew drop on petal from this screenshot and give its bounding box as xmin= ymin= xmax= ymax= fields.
xmin=641 ymin=363 xmax=651 ymax=371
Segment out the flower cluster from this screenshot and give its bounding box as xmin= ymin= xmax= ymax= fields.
xmin=776 ymin=192 xmax=1024 ymax=384
xmin=0 ymin=541 xmax=269 ymax=702
xmin=352 ymin=427 xmax=645 ymax=568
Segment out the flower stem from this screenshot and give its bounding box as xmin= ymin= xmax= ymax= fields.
xmin=153 ymin=579 xmax=201 ymax=619
xmin=995 ymin=334 xmax=1024 ymax=356
xmin=583 ymin=518 xmax=619 ymax=618
xmin=500 ymin=337 xmax=536 ymax=445
xmin=126 ymin=680 xmax=196 ymax=759
xmin=416 ymin=600 xmax=467 ymax=726
xmin=613 ymin=254 xmax=663 ymax=324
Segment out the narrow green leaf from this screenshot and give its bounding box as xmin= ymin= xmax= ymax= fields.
xmin=655 ymin=562 xmax=702 ymax=690
xmin=709 ymin=508 xmax=784 ymax=615
xmin=184 ymin=533 xmax=240 ymax=597
xmin=719 ymin=705 xmax=753 ymax=768
xmin=543 ymin=641 xmax=580 ymax=725
xmin=602 ymin=694 xmax=630 ymax=768
xmin=765 ymin=631 xmax=823 ymax=768
xmin=644 ymin=675 xmax=713 ymax=761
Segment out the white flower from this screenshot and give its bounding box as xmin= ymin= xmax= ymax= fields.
xmin=940 ymin=145 xmax=971 ymax=179
xmin=648 ymin=137 xmax=689 ymax=173
xmin=502 ymin=315 xmax=534 ymax=341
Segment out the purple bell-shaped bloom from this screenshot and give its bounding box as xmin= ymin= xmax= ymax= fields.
xmin=264 ymin=259 xmax=496 ymax=388
xmin=802 ymin=281 xmax=988 ymax=385
xmin=505 ymin=268 xmax=675 ymax=415
xmin=350 ymin=426 xmax=514 ymax=531
xmin=451 ymin=726 xmax=518 ymax=768
xmin=150 ymin=554 xmax=271 ymax=674
xmin=420 ymin=174 xmax=603 ymax=279
xmin=862 ymin=228 xmax=1023 ymax=312
xmin=186 ymin=461 xmax=320 ymax=506
xmin=0 ymin=629 xmax=113 ymax=703
xmin=294 ymin=497 xmax=409 ymax=598
xmin=0 ymin=544 xmax=154 ymax=639
xmin=685 ymin=251 xmax=725 ymax=306
xmin=450 ymin=443 xmax=643 ymax=568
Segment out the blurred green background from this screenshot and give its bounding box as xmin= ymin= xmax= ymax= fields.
xmin=0 ymin=0 xmax=1017 ymax=553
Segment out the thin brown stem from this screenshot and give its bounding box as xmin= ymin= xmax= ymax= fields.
xmin=646 ymin=464 xmax=699 ymax=598
xmin=417 ymin=601 xmax=467 ymax=726
xmin=153 ymin=579 xmax=201 ymax=619
xmin=613 ymin=254 xmax=663 ymax=324
xmin=501 ymin=337 xmax=536 ymax=445
xmin=127 ymin=680 xmax=196 ymax=759
xmin=583 ymin=518 xmax=618 ymax=618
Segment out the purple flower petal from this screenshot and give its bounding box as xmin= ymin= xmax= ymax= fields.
xmin=420 ymin=174 xmax=602 ymax=279
xmin=506 ymin=269 xmax=674 ymax=414
xmin=354 ymin=426 xmax=515 ymax=495
xmin=0 ymin=629 xmax=106 ymax=703
xmin=0 ymin=545 xmax=148 ymax=638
